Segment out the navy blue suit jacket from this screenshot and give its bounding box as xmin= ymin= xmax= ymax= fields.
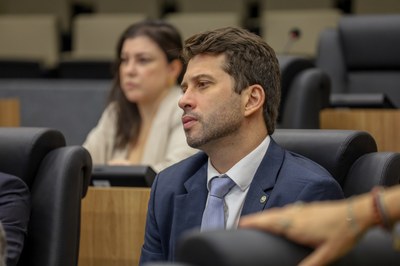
xmin=140 ymin=139 xmax=344 ymax=264
xmin=0 ymin=172 xmax=30 ymax=266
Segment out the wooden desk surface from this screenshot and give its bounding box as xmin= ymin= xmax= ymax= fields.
xmin=79 ymin=187 xmax=151 ymax=266
xmin=320 ymin=108 xmax=400 ymax=152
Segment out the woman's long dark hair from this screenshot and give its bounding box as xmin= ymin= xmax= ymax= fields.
xmin=108 ymin=19 xmax=183 ymax=149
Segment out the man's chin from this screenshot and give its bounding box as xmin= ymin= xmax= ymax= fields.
xmin=186 ymin=137 xmax=204 ymax=149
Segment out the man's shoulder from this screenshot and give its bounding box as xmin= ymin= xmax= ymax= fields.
xmin=281 ymin=149 xmax=334 ymax=180
xmin=272 ymin=149 xmax=344 ymax=201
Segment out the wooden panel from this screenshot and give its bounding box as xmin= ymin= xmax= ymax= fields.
xmin=320 ymin=109 xmax=400 ymax=152
xmin=0 ymin=98 xmax=20 ymax=126
xmin=79 ymin=187 xmax=151 ymax=266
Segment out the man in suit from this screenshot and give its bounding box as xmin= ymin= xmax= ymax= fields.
xmin=0 ymin=172 xmax=30 ymax=266
xmin=139 ymin=27 xmax=344 ymax=263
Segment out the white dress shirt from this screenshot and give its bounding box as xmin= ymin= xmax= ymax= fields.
xmin=205 ymin=136 xmax=271 ymax=229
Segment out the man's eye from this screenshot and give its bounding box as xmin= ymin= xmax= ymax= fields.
xmin=198 ymin=81 xmax=210 ymax=88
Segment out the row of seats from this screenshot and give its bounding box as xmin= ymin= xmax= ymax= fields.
xmin=0 ymin=9 xmax=341 ymax=71
xmin=2 ymin=7 xmax=400 ymax=78
xmin=0 ymin=0 xmax=338 ymax=33
xmin=1 ymin=0 xmax=398 ymax=31
xmin=0 ymin=8 xmax=342 ymax=79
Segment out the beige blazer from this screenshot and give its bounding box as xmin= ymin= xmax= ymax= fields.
xmin=83 ymin=88 xmax=197 ymax=172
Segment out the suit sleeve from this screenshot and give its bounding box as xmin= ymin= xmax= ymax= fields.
xmin=0 ymin=174 xmax=30 ymax=266
xmin=139 ymin=176 xmax=166 ymax=264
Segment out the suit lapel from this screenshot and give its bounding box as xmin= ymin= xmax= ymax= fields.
xmin=170 ymin=163 xmax=208 ymax=258
xmin=241 ymin=139 xmax=285 ymax=216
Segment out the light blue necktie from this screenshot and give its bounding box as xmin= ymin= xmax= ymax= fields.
xmin=201 ymin=175 xmax=236 ymax=231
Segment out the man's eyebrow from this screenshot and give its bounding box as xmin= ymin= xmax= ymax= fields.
xmin=193 ymin=74 xmax=214 ymax=80
xmin=186 ymin=74 xmax=214 ymax=82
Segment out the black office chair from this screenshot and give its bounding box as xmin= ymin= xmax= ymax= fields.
xmin=174 ymin=129 xmax=400 ymax=266
xmin=277 ymin=56 xmax=330 ymax=129
xmin=0 ymin=127 xmax=92 ymax=266
xmin=277 ymin=55 xmax=314 ymax=124
xmin=279 ymin=68 xmax=330 ymax=129
xmin=316 ymin=14 xmax=400 ymax=108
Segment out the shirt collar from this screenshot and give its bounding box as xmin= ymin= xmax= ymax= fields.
xmin=207 ymin=136 xmax=271 ymax=191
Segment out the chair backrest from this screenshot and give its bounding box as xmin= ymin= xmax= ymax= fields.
xmin=272 ymin=129 xmax=377 ymax=186
xmin=93 ymin=0 xmax=160 ymax=18
xmin=165 ymin=12 xmax=241 ymax=41
xmin=261 ymin=8 xmax=341 ymax=57
xmin=0 ymin=0 xmax=70 ymax=32
xmin=0 ymin=127 xmax=65 ymax=187
xmin=316 ymin=15 xmax=400 ymax=108
xmin=0 ymin=127 xmax=92 ymax=266
xmin=279 ymin=68 xmax=330 ymax=129
xmin=69 ymin=13 xmax=146 ymax=60
xmin=353 ymin=0 xmax=400 ymax=14
xmin=0 ymin=15 xmax=60 ymax=69
xmin=174 ymin=0 xmax=246 ymax=19
xmin=261 ymin=0 xmax=335 ymax=10
xmin=277 ymin=55 xmax=314 ymax=125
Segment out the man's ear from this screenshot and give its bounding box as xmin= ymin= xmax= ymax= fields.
xmin=243 ymin=85 xmax=265 ymax=117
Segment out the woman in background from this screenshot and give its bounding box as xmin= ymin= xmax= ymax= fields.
xmin=83 ymin=20 xmax=196 ymax=172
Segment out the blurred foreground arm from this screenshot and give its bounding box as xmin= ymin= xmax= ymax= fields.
xmin=240 ymin=185 xmax=400 ymax=266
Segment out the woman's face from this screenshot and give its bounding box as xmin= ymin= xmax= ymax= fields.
xmin=119 ymin=36 xmax=174 ymax=104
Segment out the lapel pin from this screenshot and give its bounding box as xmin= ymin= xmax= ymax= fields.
xmin=260 ymin=195 xmax=267 ymax=203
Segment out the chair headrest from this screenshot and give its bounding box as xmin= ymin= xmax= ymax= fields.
xmin=272 ymin=129 xmax=377 ymax=185
xmin=339 ymin=15 xmax=400 ymax=69
xmin=0 ymin=127 xmax=65 ymax=187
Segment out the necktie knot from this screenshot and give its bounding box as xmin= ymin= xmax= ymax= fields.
xmin=209 ymin=175 xmax=235 ymax=198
